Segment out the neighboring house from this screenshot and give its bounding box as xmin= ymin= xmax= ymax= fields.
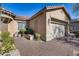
xmin=0 ymin=8 xmax=28 ymax=36
xmin=29 ymin=6 xmax=71 ymax=41
xmin=70 ymin=20 xmax=79 ymax=32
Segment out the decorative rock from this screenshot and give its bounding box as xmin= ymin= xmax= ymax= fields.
xmin=3 ymin=53 xmax=11 ymax=56
xmin=18 ymin=34 xmax=21 ymax=37
xmin=9 ymin=49 xmax=20 ymax=56
xmin=0 ymin=49 xmax=20 ymax=56
xmin=0 ymin=54 xmax=2 ymax=56
xmin=29 ymin=34 xmax=34 ymax=40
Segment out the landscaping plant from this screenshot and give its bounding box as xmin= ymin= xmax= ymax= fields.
xmin=25 ymin=28 xmax=34 ymax=35
xmin=0 ymin=32 xmax=15 ymax=55
xmin=73 ymin=30 xmax=79 ymax=38
xmin=34 ymin=33 xmax=41 ymax=40
xmin=18 ymin=29 xmax=26 ymax=37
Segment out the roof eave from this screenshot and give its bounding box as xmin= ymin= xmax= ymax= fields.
xmin=29 ymin=6 xmax=71 ymax=21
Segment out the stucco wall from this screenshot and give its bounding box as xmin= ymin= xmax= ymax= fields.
xmin=0 ymin=18 xmax=8 ymax=35
xmin=0 ymin=18 xmax=1 ymax=39
xmin=0 ymin=18 xmax=2 ymax=32
xmin=47 ymin=9 xmax=69 ymax=22
xmin=0 ymin=18 xmax=8 ymax=32
xmin=0 ymin=18 xmax=27 ymax=37
xmin=29 ymin=9 xmax=70 ymax=41
xmin=8 ymin=20 xmax=18 ymax=36
xmin=46 ymin=9 xmax=70 ymax=41
xmin=29 ymin=12 xmax=46 ymax=40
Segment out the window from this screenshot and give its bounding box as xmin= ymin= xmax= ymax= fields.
xmin=18 ymin=21 xmax=26 ymax=30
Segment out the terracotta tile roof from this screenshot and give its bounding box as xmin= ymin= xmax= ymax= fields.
xmin=46 ymin=6 xmax=64 ymax=10
xmin=0 ymin=7 xmax=16 ymax=17
xmin=0 ymin=14 xmax=13 ymax=20
xmin=15 ymin=16 xmax=29 ymax=21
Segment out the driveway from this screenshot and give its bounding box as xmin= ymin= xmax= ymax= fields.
xmin=14 ymin=37 xmax=79 ymax=56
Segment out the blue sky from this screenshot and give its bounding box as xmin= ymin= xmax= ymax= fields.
xmin=2 ymin=3 xmax=79 ymax=19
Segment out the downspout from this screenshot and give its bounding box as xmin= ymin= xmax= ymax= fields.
xmin=67 ymin=19 xmax=70 ymax=36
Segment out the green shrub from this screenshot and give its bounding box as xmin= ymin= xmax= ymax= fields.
xmin=25 ymin=28 xmax=34 ymax=35
xmin=18 ymin=29 xmax=26 ymax=34
xmin=18 ymin=29 xmax=26 ymax=36
xmin=18 ymin=28 xmax=35 ymax=37
xmin=73 ymin=30 xmax=79 ymax=37
xmin=1 ymin=32 xmax=10 ymax=40
xmin=0 ymin=32 xmax=15 ymax=55
xmin=34 ymin=33 xmax=41 ymax=40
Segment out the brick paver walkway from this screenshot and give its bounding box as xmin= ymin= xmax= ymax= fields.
xmin=14 ymin=37 xmax=79 ymax=56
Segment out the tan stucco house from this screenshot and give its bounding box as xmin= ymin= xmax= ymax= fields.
xmin=0 ymin=8 xmax=28 ymax=36
xmin=29 ymin=6 xmax=71 ymax=41
xmin=0 ymin=6 xmax=71 ymax=41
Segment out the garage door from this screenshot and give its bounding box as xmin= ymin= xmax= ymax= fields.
xmin=50 ymin=23 xmax=65 ymax=39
